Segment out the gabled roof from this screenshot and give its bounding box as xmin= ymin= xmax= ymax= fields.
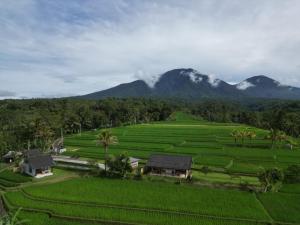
xmin=25 ymin=149 xmax=54 ymax=169
xmin=146 ymin=154 xmax=192 ymax=170
xmin=27 ymin=155 xmax=53 ymax=169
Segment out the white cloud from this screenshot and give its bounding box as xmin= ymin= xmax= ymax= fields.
xmin=236 ymin=81 xmax=255 ymax=90
xmin=0 ymin=0 xmax=300 ymax=98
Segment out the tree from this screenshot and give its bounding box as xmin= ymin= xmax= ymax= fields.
xmin=106 ymin=152 xmax=132 ymax=178
xmin=97 ymin=129 xmax=118 ymax=173
xmin=34 ymin=119 xmax=54 ymax=152
xmin=230 ymin=130 xmax=240 ymax=146
xmin=258 ymin=168 xmax=284 ymax=192
xmin=240 ymin=130 xmax=248 ymax=146
xmin=247 ymin=130 xmax=257 ymax=144
xmin=265 ymin=129 xmax=279 ymax=149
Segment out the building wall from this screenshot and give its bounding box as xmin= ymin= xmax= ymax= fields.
xmin=22 ymin=163 xmax=36 ymax=177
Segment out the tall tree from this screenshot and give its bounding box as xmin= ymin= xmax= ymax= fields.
xmin=97 ymin=130 xmax=118 ymax=173
xmin=258 ymin=168 xmax=284 ymax=192
xmin=265 ymin=128 xmax=279 ymax=149
xmin=230 ymin=130 xmax=240 ymax=146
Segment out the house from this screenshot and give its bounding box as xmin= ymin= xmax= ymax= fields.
xmin=21 ymin=149 xmax=54 ymax=178
xmin=145 ymin=154 xmax=192 ymax=179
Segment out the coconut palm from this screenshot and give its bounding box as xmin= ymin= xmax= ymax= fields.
xmin=247 ymin=131 xmax=257 ymax=145
xmin=230 ymin=130 xmax=240 ymax=146
xmin=265 ymin=128 xmax=279 ymax=149
xmin=97 ymin=129 xmax=118 ymax=173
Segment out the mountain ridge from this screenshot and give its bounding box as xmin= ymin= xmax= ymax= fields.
xmin=76 ymin=68 xmax=300 ymax=100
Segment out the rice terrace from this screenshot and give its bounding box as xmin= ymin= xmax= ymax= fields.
xmin=0 ymin=112 xmax=299 ymax=225
xmin=2 ymin=1 xmax=300 ymax=224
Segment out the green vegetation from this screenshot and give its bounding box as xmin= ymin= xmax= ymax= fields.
xmin=0 ymin=104 xmax=300 ymax=225
xmin=5 ymin=178 xmax=271 ymax=225
xmin=64 ymin=117 xmax=300 ymax=176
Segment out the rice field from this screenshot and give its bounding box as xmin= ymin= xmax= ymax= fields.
xmin=5 ymin=178 xmax=272 ymax=225
xmin=63 ymin=115 xmax=300 ymax=176
xmin=2 ymin=112 xmax=300 ymax=225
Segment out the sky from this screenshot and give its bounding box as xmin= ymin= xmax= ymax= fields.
xmin=1 ymin=0 xmax=300 ymax=99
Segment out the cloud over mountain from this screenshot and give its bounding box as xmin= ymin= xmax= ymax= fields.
xmin=1 ymin=0 xmax=300 ymax=98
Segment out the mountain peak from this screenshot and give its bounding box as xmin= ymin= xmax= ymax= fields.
xmin=77 ymin=69 xmax=300 ymax=100
xmin=246 ymin=75 xmax=280 ymax=86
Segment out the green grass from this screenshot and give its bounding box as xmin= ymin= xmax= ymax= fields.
xmin=0 ymin=170 xmax=32 ymax=184
xmin=279 ymin=183 xmax=300 ymax=194
xmin=4 ymin=177 xmax=273 ymax=225
xmin=258 ymin=192 xmax=300 ymax=223
xmin=12 ymin=178 xmax=270 ymax=220
xmin=64 ymin=119 xmax=300 ymax=176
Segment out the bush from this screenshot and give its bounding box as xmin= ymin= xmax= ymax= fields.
xmin=284 ymin=165 xmax=300 ymax=184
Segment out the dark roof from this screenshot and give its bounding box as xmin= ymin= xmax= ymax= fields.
xmin=146 ymin=154 xmax=192 ymax=170
xmin=26 ymin=149 xmax=41 ymax=158
xmin=25 ymin=149 xmax=54 ymax=169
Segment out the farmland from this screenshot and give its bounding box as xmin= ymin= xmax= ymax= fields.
xmin=63 ymin=112 xmax=300 ymax=176
xmin=1 ymin=112 xmax=300 ymax=225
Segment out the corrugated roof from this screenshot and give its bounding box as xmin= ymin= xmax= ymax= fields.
xmin=146 ymin=154 xmax=192 ymax=170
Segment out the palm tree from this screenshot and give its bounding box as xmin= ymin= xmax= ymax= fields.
xmin=240 ymin=130 xmax=248 ymax=146
xmin=265 ymin=128 xmax=279 ymax=149
xmin=230 ymin=130 xmax=240 ymax=146
xmin=277 ymin=131 xmax=287 ymax=148
xmin=97 ymin=130 xmax=118 ymax=173
xmin=247 ymin=131 xmax=257 ymax=145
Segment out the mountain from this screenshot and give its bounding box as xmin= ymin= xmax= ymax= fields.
xmin=235 ymin=75 xmax=300 ymax=99
xmin=77 ymin=69 xmax=300 ymax=100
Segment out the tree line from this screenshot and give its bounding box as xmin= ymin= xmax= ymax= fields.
xmin=0 ymin=98 xmax=175 ymax=155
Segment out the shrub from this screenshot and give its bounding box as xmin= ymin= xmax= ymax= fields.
xmin=284 ymin=165 xmax=300 ymax=184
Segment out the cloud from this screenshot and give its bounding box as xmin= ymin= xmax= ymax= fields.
xmin=0 ymin=0 xmax=300 ymax=98
xmin=0 ymin=90 xmax=16 ymax=97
